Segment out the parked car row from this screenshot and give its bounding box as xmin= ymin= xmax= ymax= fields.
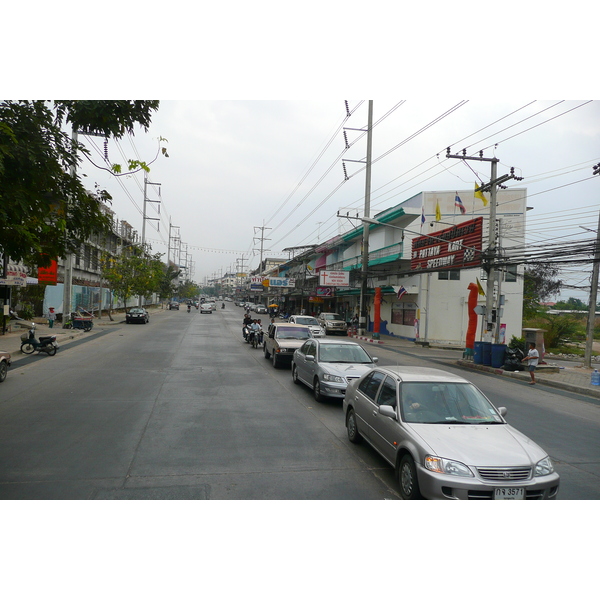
xmin=255 ymin=314 xmax=560 ymax=501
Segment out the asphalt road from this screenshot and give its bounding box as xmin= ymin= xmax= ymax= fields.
xmin=1 ymin=305 xmax=598 ymax=500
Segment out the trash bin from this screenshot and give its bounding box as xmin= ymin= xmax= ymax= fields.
xmin=473 ymin=341 xmax=484 ymax=365
xmin=482 ymin=342 xmax=492 ymax=366
xmin=491 ymin=343 xmax=506 ymax=368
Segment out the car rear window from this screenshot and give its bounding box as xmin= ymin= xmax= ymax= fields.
xmin=276 ymin=327 xmax=311 ymax=339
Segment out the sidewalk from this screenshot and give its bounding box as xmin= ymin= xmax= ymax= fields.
xmin=349 ymin=332 xmax=600 ymax=401
xmin=0 ymin=312 xmax=131 ymax=363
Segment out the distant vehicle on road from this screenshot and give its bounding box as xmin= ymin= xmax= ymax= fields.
xmin=288 ymin=315 xmax=325 ymax=337
xmin=168 ymin=301 xmax=180 ymax=310
xmin=126 ymin=308 xmax=149 ymax=324
xmin=317 ymin=312 xmax=348 ymax=335
xmin=343 ymin=366 xmax=560 ymax=500
xmin=200 ymin=303 xmax=213 ymax=314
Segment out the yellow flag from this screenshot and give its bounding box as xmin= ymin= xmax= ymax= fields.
xmin=435 ymin=200 xmax=441 ymax=221
xmin=476 ymin=277 xmax=485 ymax=296
xmin=474 ymin=183 xmax=488 ymax=206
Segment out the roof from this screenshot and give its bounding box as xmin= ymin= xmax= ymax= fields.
xmin=375 ymin=366 xmax=469 ymax=383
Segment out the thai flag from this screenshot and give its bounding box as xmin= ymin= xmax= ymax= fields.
xmin=397 ymin=285 xmax=407 ymax=299
xmin=455 ymin=194 xmax=466 ymax=215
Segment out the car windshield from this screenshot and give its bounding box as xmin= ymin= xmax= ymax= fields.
xmin=276 ymin=327 xmax=311 ymax=340
xmin=318 ymin=344 xmax=372 ymax=364
xmin=323 ymin=314 xmax=342 ymax=320
xmin=295 ymin=317 xmax=319 ymax=326
xmin=400 ymin=382 xmax=503 ymax=424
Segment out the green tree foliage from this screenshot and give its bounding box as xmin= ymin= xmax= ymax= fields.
xmin=0 ymin=100 xmax=159 ymax=266
xmin=522 ymin=263 xmax=562 ymax=319
xmin=553 ymin=297 xmax=588 ymax=311
xmin=158 ymin=265 xmax=181 ymax=300
xmin=101 ymin=248 xmax=165 ymax=309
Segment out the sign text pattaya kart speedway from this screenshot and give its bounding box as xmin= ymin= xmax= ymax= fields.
xmin=411 ymin=217 xmax=483 ymax=271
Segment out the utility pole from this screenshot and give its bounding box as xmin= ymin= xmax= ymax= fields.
xmin=254 ymin=223 xmax=272 ymax=275
xmin=584 ymin=162 xmax=600 ymax=368
xmin=140 ymin=173 xmax=161 ymax=307
xmin=446 ymin=149 xmax=522 ymax=343
xmin=359 ymin=100 xmax=373 ymax=335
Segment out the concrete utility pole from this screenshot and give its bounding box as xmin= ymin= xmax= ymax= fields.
xmin=358 ymin=100 xmax=373 ymax=335
xmin=584 ymin=162 xmax=600 ymax=368
xmin=446 ymin=149 xmax=522 ymax=343
xmin=62 ymin=128 xmax=78 ymax=322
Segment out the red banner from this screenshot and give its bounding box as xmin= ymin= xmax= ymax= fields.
xmin=411 ymin=217 xmax=483 ymax=271
xmin=38 ymin=260 xmax=58 ymax=284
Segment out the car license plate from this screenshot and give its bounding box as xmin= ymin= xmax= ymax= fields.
xmin=494 ymin=487 xmax=525 ymax=500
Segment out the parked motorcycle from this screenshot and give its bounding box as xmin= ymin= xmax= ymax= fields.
xmin=20 ymin=324 xmax=59 ymax=356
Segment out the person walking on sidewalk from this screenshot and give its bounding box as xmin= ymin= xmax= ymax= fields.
xmin=522 ymin=342 xmax=539 ymax=385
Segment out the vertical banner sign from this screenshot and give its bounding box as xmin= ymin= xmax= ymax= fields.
xmin=411 ymin=217 xmax=483 ymax=271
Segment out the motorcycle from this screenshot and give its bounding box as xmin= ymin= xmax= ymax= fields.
xmin=243 ymin=324 xmax=252 ymax=342
xmin=251 ymin=328 xmax=264 ymax=349
xmin=20 ymin=324 xmax=59 ymax=356
xmin=187 ymin=304 xmax=191 ymax=313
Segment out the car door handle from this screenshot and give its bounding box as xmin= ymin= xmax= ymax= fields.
xmin=373 ymin=410 xmax=378 ymax=416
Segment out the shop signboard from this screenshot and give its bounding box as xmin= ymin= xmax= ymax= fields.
xmin=316 ymin=286 xmax=334 ymax=297
xmin=411 ymin=217 xmax=483 ymax=272
xmin=319 ymin=270 xmax=350 ymax=287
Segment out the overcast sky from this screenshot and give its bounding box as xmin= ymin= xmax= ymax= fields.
xmin=82 ymin=99 xmax=600 ymax=300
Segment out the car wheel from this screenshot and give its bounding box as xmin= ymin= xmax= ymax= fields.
xmin=0 ymin=362 xmax=7 ymax=382
xmin=292 ymin=364 xmax=300 ymax=384
xmin=264 ymin=344 xmax=271 ymax=359
xmin=399 ymin=455 xmax=422 ymax=500
xmin=272 ymin=353 xmax=279 ymax=368
xmin=346 ymin=409 xmax=362 ymax=443
xmin=21 ymin=343 xmax=35 ymax=355
xmin=313 ymin=378 xmax=323 ymax=402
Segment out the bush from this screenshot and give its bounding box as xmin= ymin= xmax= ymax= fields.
xmin=508 ymin=336 xmax=526 ymax=353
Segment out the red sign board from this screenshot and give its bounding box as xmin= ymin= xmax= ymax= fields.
xmin=38 ymin=260 xmax=58 ymax=284
xmin=411 ymin=217 xmax=483 ymax=271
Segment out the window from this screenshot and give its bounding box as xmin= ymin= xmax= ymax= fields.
xmin=305 ymin=342 xmax=317 ymax=357
xmin=504 ymin=264 xmax=518 ymax=283
xmin=377 ymin=377 xmax=397 ymax=407
xmin=358 ymin=371 xmax=386 ymax=402
xmin=391 ymin=302 xmax=417 ymax=326
xmin=438 ymin=269 xmax=460 ymax=280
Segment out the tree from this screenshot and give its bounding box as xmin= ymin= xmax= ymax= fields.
xmin=522 ymin=263 xmax=562 ymax=319
xmin=157 ymin=265 xmax=181 ymax=300
xmin=101 ymin=247 xmax=164 ymax=310
xmin=0 ymin=100 xmax=160 ymax=266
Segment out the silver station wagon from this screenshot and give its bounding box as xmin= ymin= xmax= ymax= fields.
xmin=343 ymin=366 xmax=560 ymax=500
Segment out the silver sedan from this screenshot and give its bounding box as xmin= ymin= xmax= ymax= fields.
xmin=343 ymin=366 xmax=560 ymax=500
xmin=292 ymin=338 xmax=378 ymax=401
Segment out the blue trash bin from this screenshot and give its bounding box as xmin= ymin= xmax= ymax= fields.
xmin=482 ymin=342 xmax=492 ymax=366
xmin=491 ymin=343 xmax=506 ymax=368
xmin=473 ymin=341 xmax=484 ymax=364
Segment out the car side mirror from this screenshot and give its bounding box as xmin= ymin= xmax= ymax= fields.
xmin=379 ymin=405 xmax=397 ymax=419
xmin=305 ymin=355 xmax=315 ymax=362
xmin=372 ymin=357 xmax=379 ymax=363
xmin=498 ymin=407 xmax=507 ymax=417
